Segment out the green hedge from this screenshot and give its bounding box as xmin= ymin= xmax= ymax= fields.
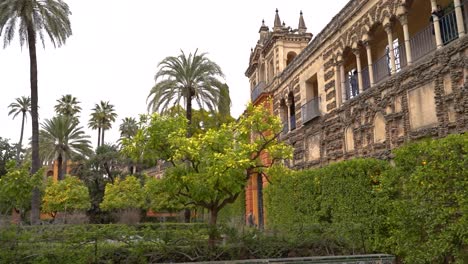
xmin=265 ymin=134 xmax=467 ymax=263
xmin=0 ymin=223 xmax=352 ymax=263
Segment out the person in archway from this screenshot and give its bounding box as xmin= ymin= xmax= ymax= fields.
xmin=350 ymin=70 xmax=359 ymax=98
xmin=247 ymin=211 xmax=255 ymax=227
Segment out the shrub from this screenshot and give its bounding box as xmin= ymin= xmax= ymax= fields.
xmin=42 ymin=176 xmax=91 ymax=221
xmin=100 ymin=176 xmax=145 ymax=211
xmin=379 ymin=134 xmax=468 ymax=263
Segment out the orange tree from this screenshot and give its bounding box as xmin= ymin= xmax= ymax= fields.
xmin=123 ymin=104 xmax=292 ymax=241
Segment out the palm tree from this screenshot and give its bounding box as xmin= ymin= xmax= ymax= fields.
xmin=147 ymin=50 xmax=226 ymax=132
xmin=8 ymin=96 xmax=31 ymax=165
xmin=40 ymin=115 xmax=92 ymax=181
xmin=119 ymin=117 xmax=138 ymax=139
xmin=54 ymin=94 xmax=82 ymax=118
xmin=0 ymin=0 xmax=72 ymax=224
xmin=147 ymin=50 xmax=225 ymax=222
xmin=88 ymin=101 xmax=117 ymax=148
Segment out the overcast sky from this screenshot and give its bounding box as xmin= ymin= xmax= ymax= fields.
xmin=0 ymin=0 xmax=349 ymax=148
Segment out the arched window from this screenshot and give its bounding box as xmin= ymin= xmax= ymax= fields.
xmin=280 ymin=99 xmax=288 ymax=133
xmin=286 ymin=51 xmax=297 ymax=66
xmin=288 ymin=92 xmax=296 ymax=130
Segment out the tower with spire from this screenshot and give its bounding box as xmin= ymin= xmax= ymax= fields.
xmin=246 ymin=9 xmax=313 ymax=101
xmin=244 ymin=9 xmax=313 ymax=229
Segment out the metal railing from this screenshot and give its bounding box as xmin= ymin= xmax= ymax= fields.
xmin=440 ymin=9 xmax=459 ymax=45
xmin=410 ymin=25 xmax=436 ymax=62
xmin=373 ymin=54 xmax=390 ymax=84
xmin=301 ymin=97 xmax=321 ymax=124
xmin=397 ymin=44 xmax=407 ymax=69
xmin=251 ymin=81 xmax=266 ymax=102
xmin=361 ymin=66 xmax=370 ymax=91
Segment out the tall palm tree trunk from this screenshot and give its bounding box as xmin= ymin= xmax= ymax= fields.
xmin=101 ymin=128 xmax=105 ymax=146
xmin=62 ymin=156 xmax=68 ymax=179
xmin=186 ymin=93 xmax=193 ymax=135
xmin=97 ymin=127 xmax=101 ymax=148
xmin=16 ymin=111 xmax=26 ymax=166
xmin=28 ymin=24 xmax=41 ymax=225
xmin=184 ymin=92 xmax=193 ymax=223
xmin=57 ymin=154 xmax=63 ymax=181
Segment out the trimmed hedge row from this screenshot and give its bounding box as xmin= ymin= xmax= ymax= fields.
xmin=265 ymin=134 xmax=468 ymax=263
xmin=0 ymin=223 xmax=358 ymax=263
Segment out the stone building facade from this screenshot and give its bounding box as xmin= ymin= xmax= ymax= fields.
xmin=245 ymin=0 xmax=468 ymax=226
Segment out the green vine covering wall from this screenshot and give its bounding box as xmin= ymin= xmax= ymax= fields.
xmin=265 ymin=133 xmax=467 ymax=263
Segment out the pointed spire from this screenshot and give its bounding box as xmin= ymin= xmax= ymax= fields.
xmin=258 ymin=19 xmax=269 ymax=32
xmin=274 ymin=8 xmax=282 ymax=31
xmin=298 ymin=10 xmax=307 ymax=34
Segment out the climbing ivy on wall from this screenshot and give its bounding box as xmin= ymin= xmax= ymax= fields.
xmin=265 ymin=133 xmax=467 ymax=262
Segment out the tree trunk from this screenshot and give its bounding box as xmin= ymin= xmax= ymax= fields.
xmin=97 ymin=127 xmax=101 ymax=148
xmin=186 ymin=91 xmax=193 ymax=136
xmin=101 ymin=129 xmax=105 ymax=146
xmin=183 ymin=92 xmax=192 ymax=223
xmin=57 ymin=154 xmax=63 ymax=181
xmin=16 ymin=111 xmax=26 ymax=166
xmin=257 ymin=173 xmax=264 ymax=229
xmin=208 ymin=208 xmax=219 ymax=248
xmin=104 ymin=162 xmax=113 ymax=183
xmin=62 ymin=156 xmax=68 ymax=178
xmin=28 ymin=23 xmax=41 ymax=225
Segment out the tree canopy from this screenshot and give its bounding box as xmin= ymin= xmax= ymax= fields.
xmin=147 ymin=50 xmax=227 ymax=131
xmin=123 ymin=103 xmax=292 ymax=228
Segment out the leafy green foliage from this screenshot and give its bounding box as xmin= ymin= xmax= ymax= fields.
xmin=100 ymin=176 xmax=145 ymax=211
xmin=0 ymin=162 xmax=44 ymax=214
xmin=145 ymin=176 xmax=183 ymax=212
xmin=54 ymin=94 xmax=82 ymax=118
xmin=266 ymin=159 xmax=389 ymax=252
xmin=0 ymin=223 xmax=372 ymax=263
xmin=39 ymin=115 xmax=93 ymax=180
xmin=0 ymin=137 xmax=16 ymax=177
xmin=88 ymin=101 xmax=118 ymax=148
xmin=266 ymin=134 xmax=467 ymax=263
xmin=42 ymin=176 xmax=90 ymax=217
xmin=125 ymin=103 xmax=292 ymax=227
xmin=378 ymin=134 xmax=468 ymax=263
xmin=147 ymin=49 xmax=226 ymax=119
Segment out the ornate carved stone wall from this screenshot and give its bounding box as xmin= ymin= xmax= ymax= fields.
xmin=283 ymin=37 xmax=468 ymax=169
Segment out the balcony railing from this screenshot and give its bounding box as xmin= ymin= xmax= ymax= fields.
xmin=301 ymin=97 xmax=321 ymax=124
xmin=251 ymin=81 xmax=267 ymax=102
xmin=397 ymin=44 xmax=407 ymax=69
xmin=373 ymin=54 xmax=390 ymax=84
xmin=410 ymin=25 xmax=436 ymax=62
xmin=440 ymin=9 xmax=459 ymax=45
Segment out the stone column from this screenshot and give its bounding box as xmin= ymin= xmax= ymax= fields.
xmin=286 ymin=100 xmax=291 ymax=132
xmin=339 ymin=61 xmax=347 ymax=102
xmin=353 ymin=49 xmax=363 ymax=94
xmin=430 ymin=0 xmax=444 ymax=48
xmin=399 ymin=15 xmax=413 ymax=66
xmin=454 ymin=0 xmax=466 ymax=37
xmin=364 ymin=41 xmax=375 ymax=87
xmin=334 ymin=58 xmax=343 ymax=106
xmin=384 ymin=25 xmax=397 ymax=74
